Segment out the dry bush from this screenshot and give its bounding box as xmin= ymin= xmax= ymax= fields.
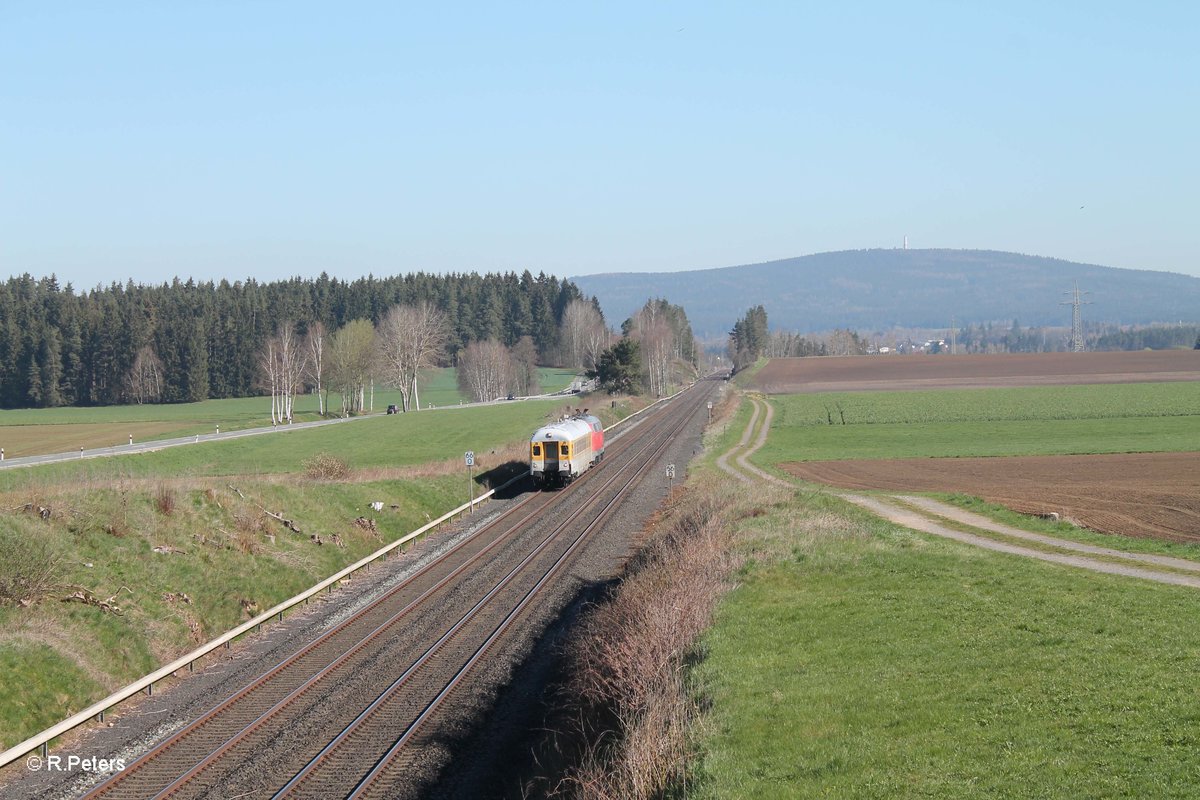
xmin=231 ymin=528 xmax=264 ymax=555
xmin=154 ymin=484 xmax=177 ymax=516
xmin=303 ymin=452 xmax=350 ymax=480
xmin=233 ymin=507 xmax=266 ymax=536
xmin=560 ymin=482 xmax=744 ymax=799
xmin=103 ymin=487 xmax=134 ymax=537
xmin=0 ymin=528 xmax=64 ymax=607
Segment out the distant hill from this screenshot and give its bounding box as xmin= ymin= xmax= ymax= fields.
xmin=572 ymin=249 xmax=1200 ymax=339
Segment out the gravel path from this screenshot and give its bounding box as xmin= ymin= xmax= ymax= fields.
xmin=715 ymin=392 xmax=1200 ymax=589
xmin=897 ymin=494 xmax=1200 ymax=573
xmin=841 ymin=494 xmax=1200 ymax=589
xmin=714 ymin=398 xmax=758 ymax=483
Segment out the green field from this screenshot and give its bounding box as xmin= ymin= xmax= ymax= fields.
xmin=0 ymin=367 xmax=579 ymax=458
xmin=752 ymin=382 xmax=1200 ymax=463
xmin=0 ymin=397 xmax=586 ymax=492
xmin=694 ymin=488 xmax=1200 ymax=799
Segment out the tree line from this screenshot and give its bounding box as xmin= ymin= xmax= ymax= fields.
xmin=728 ymin=309 xmax=1200 ymax=362
xmin=590 ymin=299 xmax=699 ymax=395
xmin=0 ymin=271 xmax=596 ymax=409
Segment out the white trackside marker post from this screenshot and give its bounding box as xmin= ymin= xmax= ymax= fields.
xmin=465 ymin=451 xmax=476 ymax=512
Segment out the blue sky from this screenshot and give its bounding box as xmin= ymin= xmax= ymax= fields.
xmin=2 ymin=1 xmax=1197 ymax=288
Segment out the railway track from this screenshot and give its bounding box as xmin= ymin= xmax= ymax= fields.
xmin=84 ymin=380 xmax=716 ymax=800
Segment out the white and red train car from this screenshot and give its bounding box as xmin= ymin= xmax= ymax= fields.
xmin=529 ymin=413 xmax=604 ymax=488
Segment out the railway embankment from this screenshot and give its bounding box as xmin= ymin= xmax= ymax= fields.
xmin=478 ymin=475 xmax=761 ymax=800
xmin=0 ymin=393 xmax=654 ymax=760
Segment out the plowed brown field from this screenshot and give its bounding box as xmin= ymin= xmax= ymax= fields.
xmin=783 ymin=453 xmax=1200 ymax=542
xmin=754 ymin=351 xmax=1200 ymax=393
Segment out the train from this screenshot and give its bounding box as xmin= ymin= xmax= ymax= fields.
xmin=529 ymin=412 xmax=605 ymax=488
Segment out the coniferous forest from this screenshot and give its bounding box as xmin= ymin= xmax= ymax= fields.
xmin=0 ymin=271 xmax=591 ymax=408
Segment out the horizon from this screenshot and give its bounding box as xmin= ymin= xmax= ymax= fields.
xmin=8 ymin=246 xmax=1200 ymax=293
xmin=3 ymin=3 xmax=1198 ymax=285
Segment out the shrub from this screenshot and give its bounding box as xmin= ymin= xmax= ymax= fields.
xmin=0 ymin=528 xmax=63 ymax=607
xmin=155 ymin=485 xmax=177 ymax=516
xmin=303 ymin=452 xmax=350 ymax=481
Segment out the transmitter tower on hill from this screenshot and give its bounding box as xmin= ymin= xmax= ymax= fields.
xmin=1060 ymin=281 xmax=1092 ymax=352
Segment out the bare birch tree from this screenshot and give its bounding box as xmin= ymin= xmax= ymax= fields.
xmin=582 ymin=321 xmax=613 ymax=375
xmin=638 ymin=318 xmax=672 ymax=397
xmin=278 ymin=322 xmax=306 ymax=423
xmin=456 ymin=339 xmax=514 ymax=402
xmin=628 ymin=304 xmax=672 ymax=397
xmin=259 ymin=322 xmax=307 ymax=424
xmin=511 ymin=335 xmax=540 ymax=396
xmin=305 ymin=321 xmax=327 ymax=416
xmin=559 ymin=299 xmax=596 ymax=370
xmin=376 ymin=302 xmax=449 ymax=411
xmin=126 ymin=345 xmax=165 ymax=404
xmin=328 ymin=319 xmax=375 ymax=416
xmin=259 ymin=337 xmax=280 ymax=424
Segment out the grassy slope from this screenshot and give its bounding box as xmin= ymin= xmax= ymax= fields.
xmin=754 ymin=382 xmax=1200 ymax=462
xmin=0 ymin=476 xmax=468 ymax=747
xmin=0 ymin=366 xmax=579 ymax=458
xmin=696 ymin=491 xmax=1200 ymax=799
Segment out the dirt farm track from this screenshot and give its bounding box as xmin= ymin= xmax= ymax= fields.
xmin=784 ymin=453 xmax=1200 ymax=542
xmin=755 ymin=351 xmax=1200 ymax=542
xmin=753 ymin=350 xmax=1200 ymax=393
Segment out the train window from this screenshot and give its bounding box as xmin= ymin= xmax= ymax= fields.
xmin=532 ymin=443 xmax=541 ymax=457
xmin=560 ymin=443 xmax=569 ymax=457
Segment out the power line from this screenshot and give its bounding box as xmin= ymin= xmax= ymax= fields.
xmin=1060 ymin=281 xmax=1092 ymax=352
